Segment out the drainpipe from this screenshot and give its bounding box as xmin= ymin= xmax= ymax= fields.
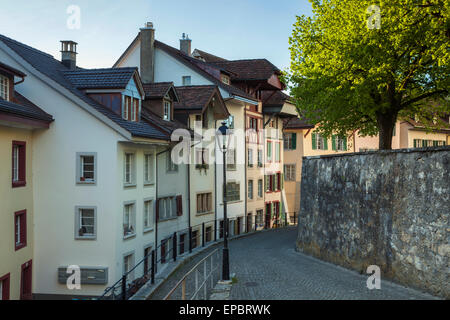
xmin=214 ymin=120 xmax=218 ymax=239
xmin=244 ymin=107 xmax=248 ymax=230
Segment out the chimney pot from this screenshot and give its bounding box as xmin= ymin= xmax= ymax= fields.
xmin=180 ymin=33 xmax=192 ymax=56
xmin=60 ymin=40 xmax=78 ymax=70
xmin=140 ymin=22 xmax=155 ymax=83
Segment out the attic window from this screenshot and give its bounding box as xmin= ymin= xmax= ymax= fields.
xmin=0 ymin=75 xmax=9 ymax=101
xmin=163 ymin=100 xmax=171 ymax=121
xmin=182 ymin=76 xmax=191 ymax=86
xmin=123 ymin=95 xmax=140 ymax=122
xmin=221 ymin=74 xmax=230 ymax=85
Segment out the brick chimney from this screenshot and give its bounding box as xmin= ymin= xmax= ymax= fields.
xmin=140 ymin=22 xmax=155 ymax=83
xmin=60 ymin=41 xmax=77 ymax=70
xmin=180 ymin=33 xmax=191 ymax=56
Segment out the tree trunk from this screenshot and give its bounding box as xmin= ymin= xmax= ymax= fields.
xmin=376 ymin=111 xmax=398 ymax=150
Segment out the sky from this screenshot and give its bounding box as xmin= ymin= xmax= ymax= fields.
xmin=0 ymin=0 xmax=312 ymax=71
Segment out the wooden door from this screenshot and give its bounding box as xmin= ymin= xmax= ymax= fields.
xmin=20 ymin=260 xmax=32 ymax=300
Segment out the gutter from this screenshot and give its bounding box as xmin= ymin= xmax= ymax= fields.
xmin=230 ymin=95 xmax=258 ymax=106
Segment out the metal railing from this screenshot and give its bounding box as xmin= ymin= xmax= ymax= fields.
xmin=98 ymin=211 xmax=298 ymax=300
xmin=164 ymin=248 xmax=221 ymax=300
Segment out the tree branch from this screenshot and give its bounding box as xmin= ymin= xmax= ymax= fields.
xmin=400 ymin=90 xmax=448 ymax=108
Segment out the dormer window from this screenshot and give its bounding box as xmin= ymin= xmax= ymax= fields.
xmin=122 ymin=95 xmax=140 ymax=122
xmin=163 ymin=100 xmax=171 ymax=121
xmin=221 ymin=74 xmax=230 ymax=85
xmin=0 ymin=74 xmax=9 ymax=101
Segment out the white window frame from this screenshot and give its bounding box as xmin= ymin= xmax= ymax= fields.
xmin=144 ymin=153 xmax=155 ymax=185
xmin=12 ymin=145 xmax=19 ymax=181
xmin=248 ymin=180 xmax=254 ymax=200
xmin=74 ymin=206 xmax=97 ymax=240
xmin=123 ymin=201 xmax=136 ymax=239
xmin=163 ymin=100 xmax=171 ymax=121
xmin=258 ymin=179 xmax=263 ymax=198
xmin=123 ymin=252 xmax=135 ymax=282
xmin=124 ymin=152 xmax=136 ymax=186
xmin=0 ymin=74 xmax=9 ymax=101
xmin=284 ymin=164 xmax=296 ymax=181
xmin=159 ymin=196 xmax=177 ymax=221
xmin=143 ymin=199 xmax=154 ymax=232
xmin=76 ymin=152 xmax=97 ymax=185
xmin=182 ymin=76 xmax=191 ymax=86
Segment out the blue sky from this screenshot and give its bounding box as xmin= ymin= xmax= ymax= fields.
xmin=0 ymin=0 xmax=312 ymax=70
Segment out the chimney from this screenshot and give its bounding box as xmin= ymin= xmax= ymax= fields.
xmin=180 ymin=33 xmax=191 ymax=56
xmin=60 ymin=40 xmax=78 ymax=70
xmin=140 ymin=22 xmax=155 ymax=84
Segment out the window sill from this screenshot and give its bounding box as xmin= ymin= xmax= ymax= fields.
xmin=12 ymin=181 xmax=26 ymax=188
xmin=123 ymin=233 xmax=136 ymax=240
xmin=123 ymin=183 xmax=137 ymax=188
xmin=76 ymin=181 xmax=96 ymax=185
xmin=196 ymin=211 xmax=213 ymax=216
xmin=15 ymin=243 xmax=27 ymax=251
xmin=226 ymin=168 xmax=237 ymax=171
xmin=158 ymin=216 xmax=178 ymax=223
xmin=220 ymin=200 xmax=242 ymax=205
xmin=143 ymin=227 xmax=154 ymax=234
xmin=75 ymin=236 xmax=97 ymax=240
xmin=144 ymin=182 xmax=155 ymax=187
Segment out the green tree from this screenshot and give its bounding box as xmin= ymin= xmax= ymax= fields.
xmin=287 ymin=0 xmax=450 ymax=149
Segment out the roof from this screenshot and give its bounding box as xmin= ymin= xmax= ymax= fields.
xmin=113 ymin=34 xmax=257 ymax=103
xmin=0 ymin=61 xmax=26 ymax=77
xmin=0 ymin=91 xmax=53 ymax=122
xmin=192 ymin=49 xmax=227 ymax=62
xmin=283 ymin=116 xmax=314 ymax=130
xmin=209 ymin=59 xmax=281 ymax=81
xmin=143 ymin=82 xmax=178 ymax=101
xmin=403 ymin=117 xmax=450 ymax=132
xmin=174 ymin=85 xmax=218 ymax=111
xmin=141 ymin=107 xmax=197 ymax=139
xmin=0 ymin=34 xmax=167 ymax=140
xmin=63 ymin=67 xmax=138 ymax=90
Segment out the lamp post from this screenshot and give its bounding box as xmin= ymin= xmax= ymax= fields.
xmin=216 ymin=121 xmax=231 ymax=281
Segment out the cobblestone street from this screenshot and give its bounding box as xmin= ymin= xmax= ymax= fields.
xmin=228 ymin=227 xmax=438 ymax=300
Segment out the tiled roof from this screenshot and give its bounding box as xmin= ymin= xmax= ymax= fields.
xmin=0 ymin=92 xmax=53 ymax=122
xmin=209 ymin=59 xmax=281 ymax=81
xmin=192 ymin=49 xmax=227 ymax=62
xmin=141 ymin=107 xmax=196 ymax=138
xmin=174 ymin=85 xmax=217 ymax=111
xmin=261 ymin=90 xmax=290 ymax=108
xmin=153 ymin=40 xmax=257 ymax=102
xmin=143 ymin=82 xmax=174 ymax=98
xmin=0 ymin=61 xmax=26 ymax=77
xmin=63 ymin=67 xmax=137 ymax=89
xmin=0 ymin=34 xmax=167 ymax=140
xmin=283 ymin=116 xmax=314 ymax=130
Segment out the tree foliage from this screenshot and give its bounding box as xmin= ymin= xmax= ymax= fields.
xmin=287 ymin=0 xmax=450 ymax=149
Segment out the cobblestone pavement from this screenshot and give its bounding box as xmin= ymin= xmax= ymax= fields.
xmin=229 ymin=227 xmax=438 ymax=300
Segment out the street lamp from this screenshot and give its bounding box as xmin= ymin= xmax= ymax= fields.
xmin=216 ymin=121 xmax=232 ymax=281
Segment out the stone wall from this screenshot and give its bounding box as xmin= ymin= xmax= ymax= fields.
xmin=296 ymin=147 xmax=449 ymax=298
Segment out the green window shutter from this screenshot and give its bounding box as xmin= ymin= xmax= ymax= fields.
xmin=323 ymin=137 xmax=328 ymax=150
xmin=312 ymin=133 xmax=317 ymax=150
xmin=332 ymin=135 xmax=336 ymax=151
xmin=292 ymin=133 xmax=297 ymax=150
xmin=414 ymin=139 xmax=417 ymax=148
xmin=281 ymin=173 xmax=284 ymax=189
xmin=343 ymin=136 xmax=347 ymax=151
xmin=422 ymin=140 xmax=426 ymax=147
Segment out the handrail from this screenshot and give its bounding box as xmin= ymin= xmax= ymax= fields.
xmin=164 ymin=248 xmax=220 ymax=300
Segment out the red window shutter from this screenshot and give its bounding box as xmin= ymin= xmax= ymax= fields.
xmin=176 ymin=195 xmax=183 ymax=216
xmin=155 ymin=199 xmax=160 ymax=221
xmin=21 ymin=211 xmax=27 ymax=246
xmin=19 ymin=143 xmax=26 ymax=182
xmin=0 ymin=273 xmax=10 ymax=300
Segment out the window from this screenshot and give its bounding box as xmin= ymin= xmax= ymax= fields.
xmin=12 ymin=141 xmax=26 ymax=187
xmin=158 ymin=196 xmax=179 ymax=220
xmin=195 ymin=148 xmax=209 ymax=169
xmin=167 ymin=151 xmax=178 ymax=172
xmin=0 ymin=75 xmax=9 ymax=101
xmin=197 ymin=193 xmax=212 ymax=214
xmin=124 ymin=152 xmax=135 ymax=185
xmin=123 ymin=202 xmax=136 ymax=238
xmin=332 ymin=135 xmax=347 ymax=151
xmin=256 ymin=210 xmax=264 ymax=226
xmin=267 ymin=141 xmax=272 ymax=162
xmin=75 ymin=207 xmax=96 ymax=239
xmin=275 ymin=142 xmax=280 ymax=162
xmin=123 ymin=253 xmax=135 ymax=281
xmin=182 ymin=76 xmax=191 ymax=86
xmin=257 ymin=150 xmax=263 ymax=167
xmin=122 ymin=96 xmax=140 ymax=122
xmin=0 ymin=274 xmax=10 ymax=300
xmin=276 ymin=173 xmax=282 ymax=190
xmin=226 ymin=182 xmax=240 ymax=202
xmin=284 ymin=164 xmax=296 ymax=181
xmin=192 ymin=230 xmax=198 ymax=248
xmin=205 ymin=226 xmax=212 ymax=242
xmin=14 ymin=210 xmax=27 ymax=250
xmin=226 ymin=149 xmax=236 ymax=170
xmin=76 ymin=153 xmax=96 ymax=184
xmin=225 ymin=115 xmax=234 ymax=129
xmin=284 ymin=133 xmax=296 ymax=150
xmin=248 ymin=180 xmax=254 ymax=200
xmin=312 ymin=132 xmax=328 ymax=150
xmin=221 ymin=73 xmax=230 ymax=85
xmin=143 ymin=200 xmax=154 ymax=231
xmin=249 ymin=117 xmax=258 ymax=130
xmin=144 ymin=153 xmax=154 ymax=184
xmin=163 ymin=100 xmax=171 ymax=121
xmin=248 ymin=149 xmax=253 ymax=167
xmin=258 ymin=179 xmax=263 ymax=198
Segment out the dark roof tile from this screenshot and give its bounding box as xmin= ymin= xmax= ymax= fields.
xmin=63 ymin=67 xmax=137 ymax=89
xmin=0 ymin=91 xmax=53 ymax=122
